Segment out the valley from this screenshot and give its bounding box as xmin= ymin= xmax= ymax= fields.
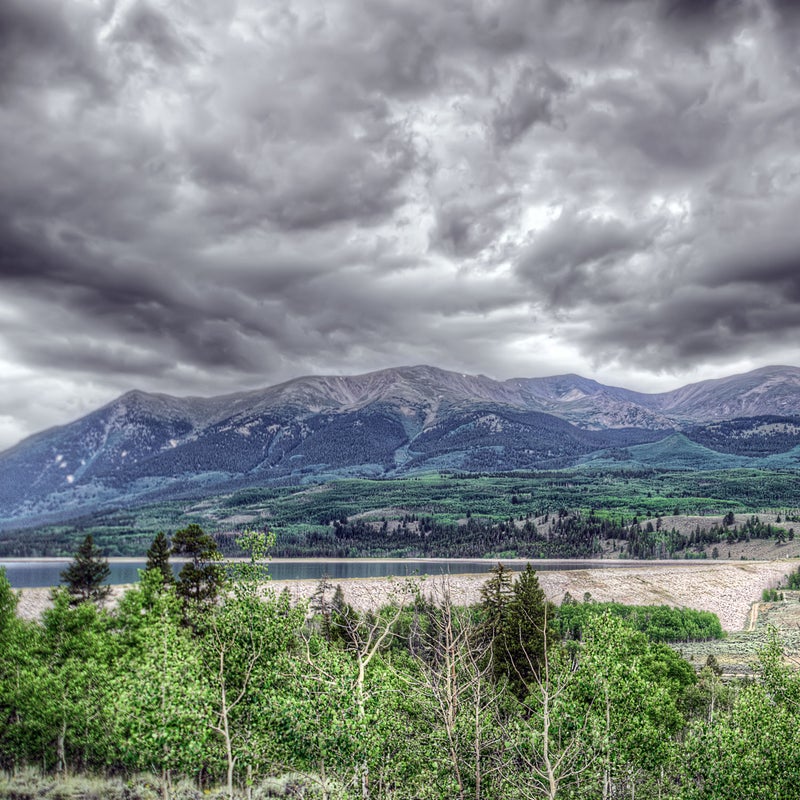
xmin=4 ymin=469 xmax=800 ymax=560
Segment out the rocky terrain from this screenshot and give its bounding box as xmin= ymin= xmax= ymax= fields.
xmin=273 ymin=560 xmax=795 ymax=632
xmin=15 ymin=560 xmax=796 ymax=632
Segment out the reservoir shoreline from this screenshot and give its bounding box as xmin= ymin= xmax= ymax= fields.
xmin=8 ymin=558 xmax=797 ymax=633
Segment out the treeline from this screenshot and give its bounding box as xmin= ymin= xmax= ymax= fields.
xmin=627 ymin=514 xmax=795 ymax=559
xmin=684 ymin=415 xmax=800 ymax=456
xmin=2 ymin=530 xmax=799 ymax=799
xmin=269 ymin=513 xmax=617 ymax=559
xmin=9 ymin=509 xmax=794 ymax=562
xmin=263 ymin=508 xmax=794 ymax=560
xmin=9 ymin=468 xmax=800 ymax=558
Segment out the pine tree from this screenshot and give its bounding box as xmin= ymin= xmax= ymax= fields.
xmin=60 ymin=534 xmax=111 ymax=605
xmin=144 ymin=531 xmax=173 ymax=588
xmin=0 ymin=567 xmax=17 ymax=627
xmin=480 ymin=563 xmax=514 ymax=631
xmin=723 ymin=510 xmax=736 ymax=527
xmin=503 ymin=564 xmax=554 ymax=698
xmin=480 ymin=563 xmax=514 ymax=683
xmin=172 ymin=524 xmax=225 ymax=609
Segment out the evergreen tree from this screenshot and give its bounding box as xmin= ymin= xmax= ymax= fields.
xmin=480 ymin=563 xmax=514 ymax=683
xmin=480 ymin=563 xmax=514 ymax=633
xmin=503 ymin=564 xmax=554 ymax=698
xmin=60 ymin=535 xmax=111 ymax=606
xmin=0 ymin=568 xmax=17 ymax=628
xmin=172 ymin=524 xmax=225 ymax=609
xmin=144 ymin=531 xmax=173 ymax=588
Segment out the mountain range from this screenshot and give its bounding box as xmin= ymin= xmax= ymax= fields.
xmin=3 ymin=364 xmax=800 ymax=529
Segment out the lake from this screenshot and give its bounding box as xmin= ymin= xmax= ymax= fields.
xmin=0 ymin=557 xmax=709 ymax=589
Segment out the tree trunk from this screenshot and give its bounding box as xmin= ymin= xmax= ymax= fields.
xmin=473 ymin=690 xmax=481 ymax=800
xmin=320 ymin=759 xmax=330 ymax=800
xmin=356 ymin=658 xmax=370 ymax=800
xmin=57 ymin=719 xmax=67 ymax=776
xmin=602 ymin=686 xmax=611 ymax=800
xmin=218 ymin=649 xmax=235 ymax=800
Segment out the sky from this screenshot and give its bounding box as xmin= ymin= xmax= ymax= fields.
xmin=1 ymin=0 xmax=800 ymax=450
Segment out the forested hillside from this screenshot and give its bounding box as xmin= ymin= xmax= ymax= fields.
xmin=5 ymin=469 xmax=800 ymax=559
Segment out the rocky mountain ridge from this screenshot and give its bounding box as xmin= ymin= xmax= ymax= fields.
xmin=78 ymin=363 xmax=800 ymax=429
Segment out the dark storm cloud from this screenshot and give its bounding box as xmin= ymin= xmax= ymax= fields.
xmin=516 ymin=212 xmax=654 ymax=307
xmin=0 ymin=0 xmax=111 ymax=99
xmin=766 ymin=0 xmax=800 ymax=23
xmin=0 ymin=0 xmax=799 ymax=447
xmin=577 ymin=283 xmax=800 ymax=371
xmin=659 ymin=0 xmax=755 ymax=30
xmin=8 ymin=331 xmax=176 ymax=378
xmin=430 ymin=193 xmax=517 ymax=258
xmin=111 ymin=2 xmax=193 ymax=64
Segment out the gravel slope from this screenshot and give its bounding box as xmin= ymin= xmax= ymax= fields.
xmin=272 ymin=561 xmax=795 ymax=632
xmin=16 ymin=560 xmax=796 ymax=631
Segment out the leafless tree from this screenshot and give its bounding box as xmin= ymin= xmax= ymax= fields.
xmin=497 ymin=607 xmax=595 ymax=800
xmin=405 ymin=577 xmax=501 ymax=800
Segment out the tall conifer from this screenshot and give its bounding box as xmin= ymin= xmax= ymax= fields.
xmin=144 ymin=531 xmax=173 ymax=588
xmin=60 ymin=534 xmax=111 ymax=605
xmin=172 ymin=524 xmax=225 ymax=609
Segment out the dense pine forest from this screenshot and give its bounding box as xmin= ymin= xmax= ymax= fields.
xmin=1 ymin=529 xmax=798 ymax=799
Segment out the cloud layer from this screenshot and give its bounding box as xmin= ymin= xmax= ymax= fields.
xmin=1 ymin=0 xmax=799 ymax=448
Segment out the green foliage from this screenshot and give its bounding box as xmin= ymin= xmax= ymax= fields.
xmin=679 ymin=628 xmax=800 ymax=799
xmin=111 ymin=585 xmax=214 ymax=778
xmin=35 ymin=589 xmax=117 ymax=772
xmin=0 ymin=567 xmax=17 ymax=627
xmin=573 ymin=612 xmax=693 ymax=794
xmin=785 ymin=564 xmax=800 ymax=590
xmin=228 ymin=529 xmax=275 ymax=593
xmin=501 ymin=565 xmax=554 ymax=698
xmin=0 ymin=570 xmax=38 ymax=771
xmin=480 ymin=563 xmax=514 ymax=682
xmin=3 ymin=564 xmax=800 ymax=799
xmin=557 ymin=601 xmax=724 ymax=643
xmin=59 ymin=534 xmax=111 ymax=605
xmin=11 ymin=468 xmax=800 ymax=559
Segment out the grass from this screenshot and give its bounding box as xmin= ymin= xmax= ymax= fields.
xmin=675 ymin=592 xmax=800 ymax=676
xmin=0 ymin=770 xmax=332 ymax=800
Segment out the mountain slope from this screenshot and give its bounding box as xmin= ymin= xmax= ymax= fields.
xmin=2 ymin=364 xmax=800 ymax=528
xmin=647 ymin=365 xmax=800 ymax=421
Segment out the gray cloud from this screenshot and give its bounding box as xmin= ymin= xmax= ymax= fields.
xmin=492 ymin=64 xmax=570 ymax=147
xmin=111 ymin=2 xmax=193 ymax=65
xmin=0 ymin=0 xmax=111 ymax=100
xmin=516 ymin=212 xmax=655 ymax=307
xmin=0 ymin=0 xmax=799 ymax=448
